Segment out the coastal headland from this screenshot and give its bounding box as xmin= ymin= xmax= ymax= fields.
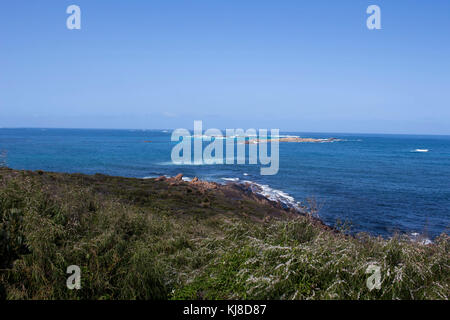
xmin=0 ymin=168 xmax=448 ymax=300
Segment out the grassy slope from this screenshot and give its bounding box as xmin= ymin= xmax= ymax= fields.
xmin=0 ymin=168 xmax=448 ymax=300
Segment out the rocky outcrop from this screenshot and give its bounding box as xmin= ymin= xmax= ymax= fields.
xmin=190 ymin=177 xmax=218 ymax=190
xmin=174 ymin=173 xmax=184 ymax=181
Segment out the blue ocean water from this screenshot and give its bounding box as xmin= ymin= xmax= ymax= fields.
xmin=1 ymin=128 xmax=449 ymax=239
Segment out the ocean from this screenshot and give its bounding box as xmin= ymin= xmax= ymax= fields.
xmin=1 ymin=128 xmax=449 ymax=240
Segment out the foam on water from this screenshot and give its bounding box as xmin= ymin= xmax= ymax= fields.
xmin=241 ymin=180 xmax=303 ymax=211
xmin=409 ymin=232 xmax=433 ymax=245
xmin=221 ymin=177 xmax=240 ymax=182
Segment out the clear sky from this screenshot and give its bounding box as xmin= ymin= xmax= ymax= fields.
xmin=1 ymin=0 xmax=449 ymax=134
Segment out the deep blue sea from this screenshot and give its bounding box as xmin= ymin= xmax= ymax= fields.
xmin=1 ymin=128 xmax=449 ymax=239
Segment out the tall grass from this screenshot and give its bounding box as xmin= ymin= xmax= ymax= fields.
xmin=173 ymin=220 xmax=449 ymax=299
xmin=0 ymin=168 xmax=448 ymax=300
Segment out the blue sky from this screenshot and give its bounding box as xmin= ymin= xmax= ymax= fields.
xmin=1 ymin=0 xmax=449 ymax=134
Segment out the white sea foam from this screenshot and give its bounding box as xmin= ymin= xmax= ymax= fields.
xmin=216 ymin=177 xmax=302 ymax=211
xmin=241 ymin=180 xmax=303 ymax=211
xmin=413 ymin=149 xmax=429 ymax=153
xmin=157 ymin=161 xmax=209 ymax=166
xmin=142 ymin=174 xmax=169 ymax=179
xmin=409 ymin=232 xmax=432 ymax=245
xmin=221 ymin=177 xmax=240 ymax=182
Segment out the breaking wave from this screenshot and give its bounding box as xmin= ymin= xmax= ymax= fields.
xmin=241 ymin=180 xmax=303 ymax=211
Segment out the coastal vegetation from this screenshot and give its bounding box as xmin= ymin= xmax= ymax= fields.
xmin=0 ymin=168 xmax=448 ymax=300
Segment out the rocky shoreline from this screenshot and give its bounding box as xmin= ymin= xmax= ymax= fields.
xmin=1 ymin=167 xmax=447 ymax=300
xmin=154 ymin=173 xmax=336 ymax=233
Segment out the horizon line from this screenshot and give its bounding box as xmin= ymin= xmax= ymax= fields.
xmin=1 ymin=126 xmax=450 ymax=137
